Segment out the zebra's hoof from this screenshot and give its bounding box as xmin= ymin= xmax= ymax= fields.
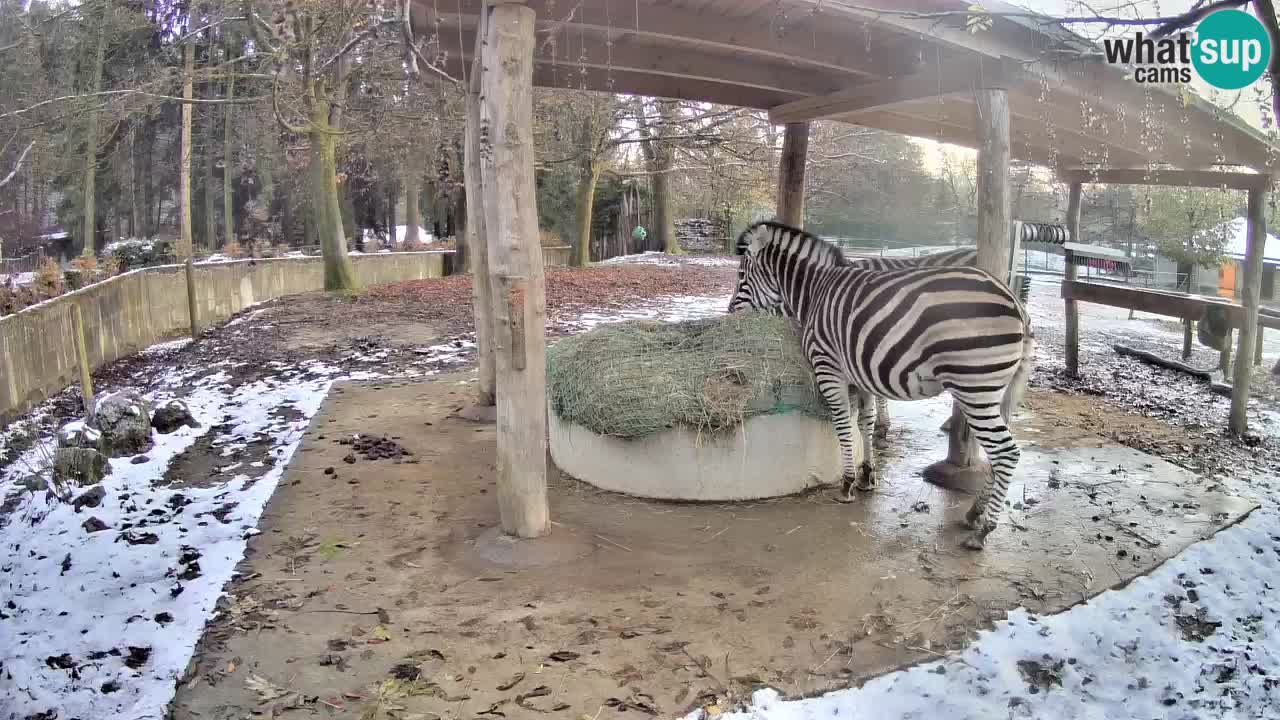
xmin=962 ymin=505 xmax=983 ymax=530
xmin=961 ymin=522 xmax=996 ymax=550
xmin=838 ymin=477 xmax=859 ymax=503
xmin=855 ymin=463 xmax=877 ymax=492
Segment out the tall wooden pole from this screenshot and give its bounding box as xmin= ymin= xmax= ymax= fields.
xmin=479 ymin=2 xmax=550 ymax=538
xmin=1064 ymin=182 xmax=1083 ymax=377
xmin=185 ymin=258 xmax=199 ymax=340
xmin=776 ymin=122 xmax=809 ymax=226
xmin=925 ymin=87 xmax=1009 ymax=492
xmin=1230 ymin=186 xmax=1268 ymax=434
xmin=465 ymin=7 xmax=495 ymax=407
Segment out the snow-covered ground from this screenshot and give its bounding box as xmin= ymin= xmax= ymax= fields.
xmin=4 ymin=263 xmax=1280 ymax=719
xmin=597 ymin=250 xmax=737 ymax=268
xmin=0 ymin=344 xmax=477 ymax=718
xmin=0 ymin=271 xmax=35 ymax=286
xmin=0 ymin=288 xmax=728 ymax=719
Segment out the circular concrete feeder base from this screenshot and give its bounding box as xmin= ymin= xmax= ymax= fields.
xmin=549 ymin=412 xmax=841 ymax=501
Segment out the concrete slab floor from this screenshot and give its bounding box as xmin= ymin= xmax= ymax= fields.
xmin=171 ymin=376 xmax=1256 ymax=720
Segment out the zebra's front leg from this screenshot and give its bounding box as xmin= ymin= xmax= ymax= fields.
xmin=813 ymin=368 xmax=860 ymax=502
xmin=855 ymin=390 xmax=878 ymax=491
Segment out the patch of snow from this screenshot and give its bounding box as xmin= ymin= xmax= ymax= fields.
xmin=140 ymin=337 xmax=193 ymax=356
xmin=363 ymin=225 xmax=434 ymax=244
xmin=0 ymin=271 xmax=35 ymax=286
xmin=104 ymin=238 xmax=155 ymax=255
xmin=0 ymin=359 xmax=382 ymax=718
xmin=701 ymin=504 xmax=1279 ymax=720
xmin=597 ymin=251 xmax=736 ymax=267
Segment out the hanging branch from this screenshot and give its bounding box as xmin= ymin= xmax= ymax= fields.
xmin=0 ymin=141 xmax=35 ymax=189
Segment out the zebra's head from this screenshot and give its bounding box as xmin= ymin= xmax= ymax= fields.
xmin=728 ymin=221 xmax=842 ymax=314
xmin=728 ymin=222 xmax=785 ymax=313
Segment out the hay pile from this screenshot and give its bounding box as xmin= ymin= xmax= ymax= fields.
xmin=546 ymin=311 xmax=827 ymax=438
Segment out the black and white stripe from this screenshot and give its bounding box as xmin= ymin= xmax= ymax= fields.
xmin=847 ymin=249 xmax=979 ymax=440
xmin=729 ymin=221 xmax=1033 ymax=550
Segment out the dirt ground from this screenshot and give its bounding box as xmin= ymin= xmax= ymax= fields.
xmin=6 ymin=262 xmax=1278 ymax=719
xmin=169 ymin=377 xmax=1253 ymax=720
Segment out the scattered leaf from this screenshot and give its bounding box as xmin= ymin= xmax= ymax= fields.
xmin=246 ymin=674 xmax=291 ymax=704
xmin=497 ymin=672 xmax=526 ymax=691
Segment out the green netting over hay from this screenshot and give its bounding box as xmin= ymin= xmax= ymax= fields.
xmin=546 ymin=312 xmax=828 ymax=439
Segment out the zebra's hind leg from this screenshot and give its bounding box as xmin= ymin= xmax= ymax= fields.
xmin=813 ymin=368 xmax=860 ymax=502
xmin=873 ymin=395 xmax=890 ymax=449
xmin=854 ymin=390 xmax=878 ymax=491
xmin=954 ymin=397 xmax=1022 ymax=550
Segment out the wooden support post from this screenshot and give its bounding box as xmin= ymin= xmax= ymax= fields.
xmin=479 ymin=2 xmax=550 ymax=538
xmin=185 ymin=258 xmax=198 ymax=341
xmin=465 ymin=13 xmax=496 ymax=407
xmin=1064 ymin=182 xmax=1082 ymax=377
xmin=1230 ymin=186 xmax=1267 ymax=435
xmin=775 ymin=122 xmax=809 ymax=226
xmin=924 ymin=87 xmax=1009 ymax=493
xmin=1219 ymin=328 xmax=1233 ymax=374
xmin=1257 ymin=326 xmax=1265 ymax=366
xmin=71 ymin=303 xmax=94 ymax=419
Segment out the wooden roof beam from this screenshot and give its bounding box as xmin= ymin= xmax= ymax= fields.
xmin=1057 ymin=168 xmax=1274 ymax=190
xmin=838 ymin=108 xmax=1082 ymax=170
xmin=435 ymin=26 xmax=848 ymax=98
xmin=769 ymin=57 xmax=1021 ymax=125
xmin=425 ymin=0 xmax=922 ymax=81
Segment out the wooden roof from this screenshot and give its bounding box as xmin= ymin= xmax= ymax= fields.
xmin=415 ymin=0 xmax=1279 ymax=174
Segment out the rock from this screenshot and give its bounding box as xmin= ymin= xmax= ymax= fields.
xmin=57 ymin=421 xmax=102 ymax=451
xmin=53 ymin=447 xmax=111 ymax=488
xmin=151 ymin=399 xmax=197 ymax=434
xmin=130 ymin=455 xmax=149 ymax=465
xmin=82 ymin=516 xmax=109 ymax=533
xmin=72 ymin=485 xmax=106 ymax=513
xmin=94 ymin=392 xmax=153 ymax=456
xmin=18 ymin=475 xmax=48 ymax=492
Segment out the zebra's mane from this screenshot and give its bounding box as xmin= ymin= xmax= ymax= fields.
xmin=735 ymin=220 xmax=847 ymax=268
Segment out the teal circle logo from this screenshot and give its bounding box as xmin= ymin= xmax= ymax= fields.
xmin=1192 ymin=10 xmax=1271 ymax=90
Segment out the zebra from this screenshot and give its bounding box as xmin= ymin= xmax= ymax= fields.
xmin=846 ymin=248 xmax=979 ymax=442
xmin=728 ymin=221 xmax=1033 ymax=550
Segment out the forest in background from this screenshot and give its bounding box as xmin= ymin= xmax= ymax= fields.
xmin=1 ymin=0 xmax=1278 ymax=307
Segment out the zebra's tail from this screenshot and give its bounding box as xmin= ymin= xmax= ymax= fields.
xmin=1000 ymin=329 xmax=1035 ymax=423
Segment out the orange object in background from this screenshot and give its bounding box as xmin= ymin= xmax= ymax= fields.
xmin=1218 ymin=261 xmax=1237 ymax=299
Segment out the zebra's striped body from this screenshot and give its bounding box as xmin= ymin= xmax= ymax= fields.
xmin=729 ymin=221 xmax=1032 ymax=549
xmin=847 ymin=249 xmax=980 ymax=441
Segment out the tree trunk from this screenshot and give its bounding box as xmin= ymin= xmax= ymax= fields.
xmin=1183 ymin=319 xmax=1194 ymax=360
xmin=178 ymin=40 xmax=195 ymax=259
xmin=204 ymin=104 xmax=218 ymax=250
xmin=142 ymin=117 xmax=155 ymax=237
xmin=654 ymin=101 xmax=680 ymax=255
xmin=222 ymin=35 xmax=236 ymax=249
xmin=80 ymin=1 xmax=109 ymax=256
xmin=404 ymin=170 xmax=421 ymax=245
xmin=573 ymin=159 xmax=600 ymax=266
xmin=309 ymin=106 xmax=358 ymax=291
